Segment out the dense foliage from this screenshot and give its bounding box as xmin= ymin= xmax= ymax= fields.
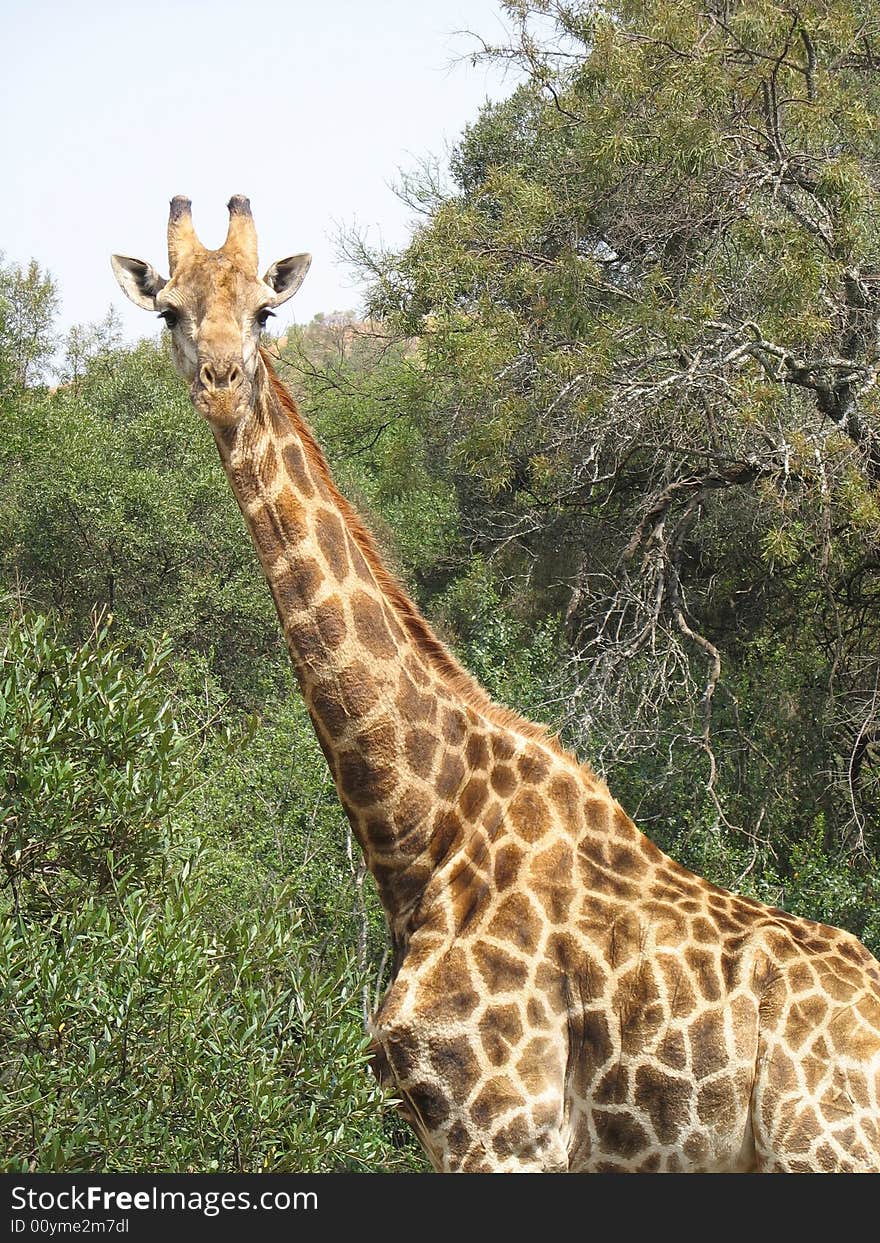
xmin=2 ymin=0 xmax=880 ymax=1172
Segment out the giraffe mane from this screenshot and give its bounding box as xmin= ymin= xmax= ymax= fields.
xmin=261 ymin=350 xmax=566 ymax=756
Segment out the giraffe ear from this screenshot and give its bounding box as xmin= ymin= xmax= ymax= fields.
xmin=111 ymin=255 xmax=168 ymax=312
xmin=263 ymin=253 xmax=311 ymax=307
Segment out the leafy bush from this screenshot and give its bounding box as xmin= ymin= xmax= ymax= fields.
xmin=0 ymin=611 xmax=187 ymax=910
xmin=0 ymin=859 xmax=406 ymax=1172
xmin=0 ymin=613 xmax=422 ymax=1172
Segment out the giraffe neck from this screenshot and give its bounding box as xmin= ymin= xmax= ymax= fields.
xmin=212 ymin=353 xmax=492 ymax=929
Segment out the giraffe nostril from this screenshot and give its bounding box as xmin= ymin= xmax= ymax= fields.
xmin=200 ymin=360 xmax=242 ymax=390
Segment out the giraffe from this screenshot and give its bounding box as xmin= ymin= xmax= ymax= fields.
xmin=111 ymin=196 xmax=880 ymax=1173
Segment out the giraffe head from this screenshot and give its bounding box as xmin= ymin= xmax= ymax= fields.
xmin=111 ymin=196 xmax=311 ymax=426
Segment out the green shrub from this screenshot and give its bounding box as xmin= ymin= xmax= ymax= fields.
xmin=0 ymin=859 xmax=405 ymax=1172
xmin=0 ymin=611 xmax=423 ymax=1172
xmin=0 ymin=611 xmax=187 ymax=911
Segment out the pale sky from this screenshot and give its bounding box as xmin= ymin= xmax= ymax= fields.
xmin=1 ymin=0 xmax=518 ymax=344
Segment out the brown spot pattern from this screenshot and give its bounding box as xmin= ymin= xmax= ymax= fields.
xmin=509 ymin=789 xmax=550 ymax=842
xmin=443 ymin=708 xmax=467 ymax=746
xmin=466 ymin=733 xmax=490 ymax=770
xmin=459 ymin=777 xmax=489 ymax=820
xmin=397 ymin=670 xmax=434 ymax=723
xmin=313 ymin=594 xmax=347 ymax=649
xmin=494 ymin=843 xmax=524 ymax=891
xmin=593 ymin=1110 xmax=648 ymax=1158
xmin=351 ymin=589 xmax=397 ymax=659
xmin=473 ymin=941 xmax=529 ymax=993
xmin=309 ymin=682 xmax=348 ymax=738
xmin=418 ymin=950 xmax=480 ymax=1020
xmin=339 ymin=662 xmax=381 ymax=717
xmin=635 ymin=1065 xmax=692 ymax=1145
xmin=273 ymin=557 xmax=323 ymax=611
xmin=428 ymin=809 xmax=464 ymax=867
xmin=282 ymin=440 xmax=315 ymax=497
xmin=435 ymin=751 xmax=466 ymax=801
xmin=405 ymin=728 xmax=439 ymax=779
xmin=490 ymin=764 xmax=516 ymax=797
xmin=314 ymin=508 xmax=350 ymax=580
xmin=488 ymin=893 xmax=543 ymax=955
xmin=517 ymin=752 xmax=549 ymax=784
xmin=337 ymin=748 xmax=397 ymax=804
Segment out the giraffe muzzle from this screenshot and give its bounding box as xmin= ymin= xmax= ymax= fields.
xmin=199 ymin=359 xmax=244 ymax=392
xmin=193 ymin=356 xmax=252 ymax=425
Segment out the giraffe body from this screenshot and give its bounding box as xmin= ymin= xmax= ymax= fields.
xmin=112 ymin=197 xmax=880 ymax=1172
xmin=372 ymin=761 xmax=880 ymax=1172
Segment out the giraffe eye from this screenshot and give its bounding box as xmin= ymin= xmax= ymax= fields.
xmin=256 ymin=308 xmax=275 ymax=329
xmin=158 ymin=309 xmax=179 ymax=329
